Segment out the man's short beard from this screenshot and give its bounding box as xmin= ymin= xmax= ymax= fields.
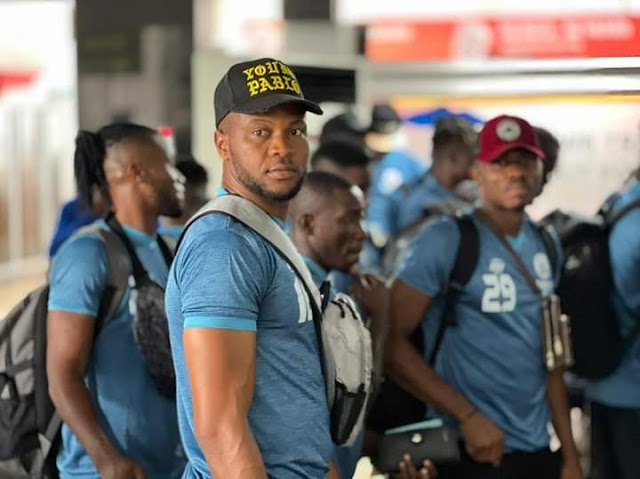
xmin=234 ymin=159 xmax=305 ymax=202
xmin=159 ymin=198 xmax=184 ymax=218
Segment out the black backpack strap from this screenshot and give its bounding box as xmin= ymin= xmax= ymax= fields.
xmin=158 ymin=234 xmax=177 ymax=260
xmin=428 ymin=215 xmax=479 ymax=365
xmin=536 ymin=224 xmax=560 ymax=280
xmin=606 ymin=197 xmax=640 ymax=226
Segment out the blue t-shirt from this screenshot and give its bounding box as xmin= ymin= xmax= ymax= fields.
xmin=390 ymin=172 xmax=453 ymax=235
xmin=302 ymin=256 xmax=364 ymax=479
xmin=397 ymin=212 xmax=559 ymax=452
xmin=366 ymin=150 xmax=427 ymax=245
xmin=587 ymin=180 xmax=640 ymax=408
xmin=158 ymin=224 xmax=184 ymax=241
xmin=49 ymin=198 xmax=98 ymax=257
xmin=48 ymin=220 xmax=184 ymax=479
xmin=165 ymin=214 xmax=332 ymax=479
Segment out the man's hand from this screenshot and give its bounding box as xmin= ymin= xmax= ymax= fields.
xmin=98 ymin=455 xmax=145 ymax=479
xmin=351 ymin=273 xmax=388 ymax=317
xmin=395 ymin=454 xmax=436 ymax=478
xmin=561 ymin=457 xmax=584 ymax=479
xmin=461 ymin=412 xmax=504 ymax=467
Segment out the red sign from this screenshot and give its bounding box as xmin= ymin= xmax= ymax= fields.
xmin=0 ymin=71 xmax=38 ymax=93
xmin=366 ymin=15 xmax=640 ymax=62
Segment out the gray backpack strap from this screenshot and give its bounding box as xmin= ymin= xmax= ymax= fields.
xmin=34 ymin=226 xmax=130 ymax=475
xmin=159 ymin=234 xmax=178 ymax=254
xmin=96 ymin=228 xmax=130 ymax=326
xmin=188 ymin=196 xmax=322 ymax=311
xmin=77 ymin=226 xmax=130 ymax=328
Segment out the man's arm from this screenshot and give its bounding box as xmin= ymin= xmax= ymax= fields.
xmin=47 ymin=311 xmax=144 ymax=479
xmin=184 ymin=327 xmax=266 ymax=479
xmin=327 ymin=459 xmax=341 ymax=479
xmin=546 ymin=370 xmax=583 ymax=479
xmin=385 ymin=278 xmax=504 ymax=466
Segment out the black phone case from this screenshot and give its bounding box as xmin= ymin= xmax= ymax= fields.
xmin=378 ymin=425 xmax=461 ymax=473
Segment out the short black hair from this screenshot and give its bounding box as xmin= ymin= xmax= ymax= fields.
xmin=74 ymin=122 xmax=157 ymax=209
xmin=319 ymin=112 xmax=364 ymax=144
xmin=311 ymin=140 xmax=370 ymax=168
xmin=175 ymin=156 xmax=209 ymax=186
xmin=432 ymin=116 xmax=477 ymax=156
xmin=302 ymin=171 xmax=354 ymax=199
xmin=367 ymin=103 xmax=402 ymax=134
xmin=534 ymin=126 xmax=560 ymax=179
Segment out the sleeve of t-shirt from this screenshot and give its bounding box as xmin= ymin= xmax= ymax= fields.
xmin=366 ymin=182 xmax=396 ymax=244
xmin=396 ymin=217 xmax=460 ymax=298
xmin=609 ymin=209 xmax=640 ymax=316
xmin=174 ymin=219 xmax=269 ymax=332
xmin=48 ymin=233 xmax=108 ymax=317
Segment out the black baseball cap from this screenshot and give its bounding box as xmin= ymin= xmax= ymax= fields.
xmin=214 ymin=57 xmax=323 ymax=126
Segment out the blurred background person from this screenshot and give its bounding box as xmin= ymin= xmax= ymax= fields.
xmin=159 ymin=154 xmax=210 ymax=239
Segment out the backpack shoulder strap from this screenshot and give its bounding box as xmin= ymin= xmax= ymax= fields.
xmin=89 ymin=227 xmax=130 ymax=328
xmin=606 ymin=197 xmax=640 ymax=226
xmin=536 ymin=223 xmax=560 ymax=279
xmin=193 ymin=196 xmax=320 ymax=306
xmin=449 ymin=215 xmax=480 ymax=291
xmin=159 ymin=234 xmax=177 ymax=256
xmin=157 ymin=234 xmax=176 ymax=268
xmin=428 ymin=214 xmax=479 ymax=364
xmin=186 ymin=195 xmax=327 ymax=377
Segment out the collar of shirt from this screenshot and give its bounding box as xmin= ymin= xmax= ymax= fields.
xmin=216 ymin=187 xmax=286 ymax=230
xmin=302 ymin=255 xmax=329 ymax=285
xmin=122 ymin=224 xmax=157 ymax=247
xmin=424 ymin=169 xmax=451 ymax=198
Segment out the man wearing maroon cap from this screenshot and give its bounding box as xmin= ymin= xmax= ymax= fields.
xmin=385 ymin=115 xmax=583 ymax=479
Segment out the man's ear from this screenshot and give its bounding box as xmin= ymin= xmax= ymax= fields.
xmin=470 ymin=161 xmax=482 ymax=184
xmin=299 ymin=213 xmax=315 ymax=236
xmin=129 ymin=161 xmax=148 ymax=184
xmin=214 ymin=129 xmax=230 ymax=162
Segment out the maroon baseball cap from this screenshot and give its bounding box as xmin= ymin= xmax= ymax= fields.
xmin=478 ymin=115 xmax=545 ymax=163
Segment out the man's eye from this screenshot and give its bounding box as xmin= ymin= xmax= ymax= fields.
xmin=290 ymin=128 xmax=306 ymax=137
xmin=253 ymin=129 xmax=269 ymax=137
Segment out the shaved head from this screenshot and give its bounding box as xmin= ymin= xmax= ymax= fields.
xmin=289 ymin=172 xmax=361 ymax=219
xmin=103 ymin=136 xmax=164 ymax=181
xmin=289 ymin=172 xmax=366 ymax=273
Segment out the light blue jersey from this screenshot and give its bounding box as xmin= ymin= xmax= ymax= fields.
xmin=389 ymin=171 xmax=452 ymax=234
xmin=302 ymin=256 xmax=364 ymax=479
xmin=398 ymin=212 xmax=560 ymax=452
xmin=165 ymin=212 xmax=332 ymax=478
xmin=48 ymin=220 xmax=184 ymax=479
xmin=157 ymin=224 xmax=184 ymax=241
xmin=587 ymin=180 xmax=640 ymax=408
xmin=366 ymin=150 xmax=427 ymax=246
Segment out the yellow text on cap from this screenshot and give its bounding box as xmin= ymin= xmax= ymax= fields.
xmin=242 ymin=60 xmax=302 ymax=97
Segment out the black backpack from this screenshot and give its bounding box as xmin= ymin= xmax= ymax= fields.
xmin=541 ymin=195 xmax=640 ymax=380
xmin=368 ymin=215 xmax=558 ymax=433
xmin=381 ymin=176 xmax=473 ymax=278
xmin=367 ymin=215 xmax=479 ymax=433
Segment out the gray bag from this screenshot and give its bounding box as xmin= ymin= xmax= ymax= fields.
xmin=186 ymin=195 xmax=374 ymax=446
xmin=0 ymin=226 xmax=129 ymax=478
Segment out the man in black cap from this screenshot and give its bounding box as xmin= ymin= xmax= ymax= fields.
xmin=165 ymin=58 xmax=338 ymax=479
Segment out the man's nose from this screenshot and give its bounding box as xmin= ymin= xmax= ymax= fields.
xmin=268 ymin=132 xmax=290 ymax=157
